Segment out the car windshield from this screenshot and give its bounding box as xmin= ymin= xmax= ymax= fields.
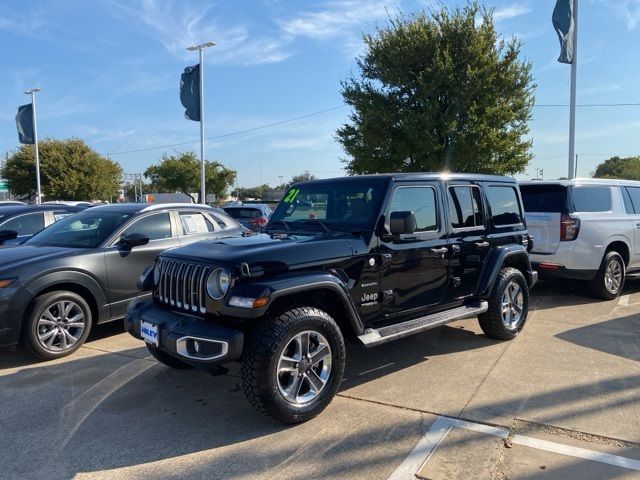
xmin=268 ymin=180 xmax=386 ymax=231
xmin=26 ymin=210 xmax=132 ymax=248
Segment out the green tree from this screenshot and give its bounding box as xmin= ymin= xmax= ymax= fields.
xmin=594 ymin=156 xmax=640 ymax=180
xmin=337 ymin=2 xmax=535 ymax=175
xmin=290 ymin=172 xmax=317 ymax=184
xmin=231 ymin=184 xmax=271 ymax=200
xmin=2 ymin=138 xmax=122 ymax=201
xmin=144 ymin=151 xmax=235 ymax=202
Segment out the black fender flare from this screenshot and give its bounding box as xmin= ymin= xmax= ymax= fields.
xmin=477 ymin=245 xmax=535 ymax=298
xmin=222 ymin=271 xmax=365 ymax=335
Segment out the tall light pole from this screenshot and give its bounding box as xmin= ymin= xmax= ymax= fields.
xmin=186 ymin=41 xmax=215 ymax=204
xmin=567 ymin=0 xmax=579 ymax=179
xmin=25 ymin=88 xmax=42 ymax=204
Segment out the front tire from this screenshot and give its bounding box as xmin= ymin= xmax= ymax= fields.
xmin=589 ymin=251 xmax=625 ymax=300
xmin=23 ymin=291 xmax=92 ymax=360
xmin=478 ymin=267 xmax=529 ymax=340
xmin=242 ymin=307 xmax=346 ymax=424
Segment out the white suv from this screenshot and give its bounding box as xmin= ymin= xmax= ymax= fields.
xmin=520 ymin=178 xmax=640 ymax=299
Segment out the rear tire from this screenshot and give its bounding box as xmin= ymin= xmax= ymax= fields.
xmin=589 ymin=251 xmax=625 ymax=300
xmin=242 ymin=307 xmax=345 ymax=424
xmin=146 ymin=344 xmax=193 ymax=369
xmin=478 ymin=267 xmax=529 ymax=340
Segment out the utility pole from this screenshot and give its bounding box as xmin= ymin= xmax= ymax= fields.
xmin=186 ymin=41 xmax=215 ymax=204
xmin=25 ymin=88 xmax=42 ymax=204
xmin=574 ymin=154 xmax=578 ymax=178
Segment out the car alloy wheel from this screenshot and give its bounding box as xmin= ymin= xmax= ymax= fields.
xmin=604 ymin=257 xmax=623 ymax=294
xmin=36 ymin=300 xmax=86 ymax=352
xmin=276 ymin=330 xmax=332 ymax=405
xmin=501 ymin=280 xmax=524 ymax=330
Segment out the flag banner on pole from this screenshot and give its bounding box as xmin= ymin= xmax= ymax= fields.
xmin=15 ymin=104 xmax=35 ymax=144
xmin=552 ymin=0 xmax=575 ymax=64
xmin=180 ymin=64 xmax=201 ymax=121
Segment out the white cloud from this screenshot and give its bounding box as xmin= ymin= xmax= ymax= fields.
xmin=279 ymin=0 xmax=394 ymax=40
xmin=104 ymin=0 xmax=291 ymax=66
xmin=604 ymin=0 xmax=640 ymax=30
xmin=493 ymin=3 xmax=532 ymax=22
xmin=0 ymin=10 xmax=48 ymax=38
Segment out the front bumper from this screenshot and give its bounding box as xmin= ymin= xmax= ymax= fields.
xmin=125 ymin=298 xmax=244 ymax=367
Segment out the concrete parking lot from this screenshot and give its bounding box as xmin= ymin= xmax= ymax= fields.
xmin=1 ymin=279 xmax=639 ymax=480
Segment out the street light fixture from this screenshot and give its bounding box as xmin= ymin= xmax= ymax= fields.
xmin=186 ymin=41 xmax=216 ymax=204
xmin=24 ymin=88 xmax=43 ymax=204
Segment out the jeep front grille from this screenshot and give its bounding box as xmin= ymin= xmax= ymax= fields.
xmin=155 ymin=258 xmax=211 ymax=314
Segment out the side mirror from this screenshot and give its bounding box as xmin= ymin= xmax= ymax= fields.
xmin=0 ymin=230 xmax=18 ymax=244
xmin=389 ymin=211 xmax=416 ymax=235
xmin=120 ymin=232 xmax=150 ymax=248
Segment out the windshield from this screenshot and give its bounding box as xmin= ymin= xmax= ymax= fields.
xmin=269 ymin=181 xmax=386 ymax=231
xmin=26 ymin=210 xmax=132 ymax=248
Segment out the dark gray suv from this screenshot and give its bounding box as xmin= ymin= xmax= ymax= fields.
xmin=0 ymin=203 xmax=245 ymax=359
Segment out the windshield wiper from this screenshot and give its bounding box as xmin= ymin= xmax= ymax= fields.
xmin=265 ymin=220 xmax=291 ymax=232
xmin=291 ymin=219 xmax=332 ymax=234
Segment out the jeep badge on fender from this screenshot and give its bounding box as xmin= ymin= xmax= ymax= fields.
xmin=125 ymin=173 xmax=537 ymax=424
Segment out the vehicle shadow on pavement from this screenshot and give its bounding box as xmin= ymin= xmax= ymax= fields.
xmin=531 ymin=278 xmax=640 ymax=312
xmin=341 ymin=323 xmax=496 ymax=387
xmin=529 ymin=280 xmax=606 ymax=310
xmin=555 ymin=312 xmax=640 ymax=363
xmin=2 ymin=339 xmax=639 ymax=479
xmin=0 ymin=346 xmax=426 ymax=480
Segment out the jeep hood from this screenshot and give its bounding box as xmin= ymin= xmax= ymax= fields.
xmin=162 ymin=233 xmax=363 ymax=272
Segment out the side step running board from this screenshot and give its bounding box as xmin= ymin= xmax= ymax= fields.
xmin=357 ymin=301 xmax=488 ymax=347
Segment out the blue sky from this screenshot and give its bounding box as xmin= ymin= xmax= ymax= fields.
xmin=1 ymin=0 xmax=639 ymax=187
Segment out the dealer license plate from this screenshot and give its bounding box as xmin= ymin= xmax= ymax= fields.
xmin=140 ymin=321 xmax=159 ymax=346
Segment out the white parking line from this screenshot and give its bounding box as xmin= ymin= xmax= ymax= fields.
xmin=513 ymin=435 xmax=640 ymax=472
xmin=388 ymin=416 xmax=640 ymax=479
xmin=618 ymin=294 xmax=630 ymax=307
xmin=387 ymin=416 xmax=453 ymax=480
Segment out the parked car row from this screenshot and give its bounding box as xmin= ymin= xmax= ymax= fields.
xmin=0 ymin=203 xmax=246 ymax=358
xmin=1 ymin=174 xmax=638 ymax=425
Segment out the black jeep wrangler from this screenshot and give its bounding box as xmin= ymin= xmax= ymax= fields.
xmin=126 ymin=173 xmax=537 ymax=423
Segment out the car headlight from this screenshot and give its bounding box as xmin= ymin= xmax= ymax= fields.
xmin=206 ymin=268 xmax=230 ymax=299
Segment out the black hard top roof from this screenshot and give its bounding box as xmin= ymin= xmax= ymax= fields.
xmin=294 ymin=172 xmax=516 ymax=186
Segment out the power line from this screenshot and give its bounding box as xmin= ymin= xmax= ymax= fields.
xmin=107 ymin=101 xmax=640 ymax=156
xmin=109 ymin=104 xmax=347 ymax=155
xmin=534 ymin=103 xmax=640 ymax=107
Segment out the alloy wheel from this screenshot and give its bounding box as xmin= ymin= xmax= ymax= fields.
xmin=501 ymin=281 xmax=524 ymax=330
xmin=36 ymin=300 xmax=86 ymax=352
xmin=604 ymin=258 xmax=623 ymax=294
xmin=276 ymin=330 xmax=332 ymax=405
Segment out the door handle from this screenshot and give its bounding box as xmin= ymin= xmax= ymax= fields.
xmin=429 ymin=247 xmax=449 ymax=257
xmin=475 ymin=241 xmax=490 ymax=248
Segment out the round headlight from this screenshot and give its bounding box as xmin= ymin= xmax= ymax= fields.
xmin=206 ymin=268 xmax=230 ymax=299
